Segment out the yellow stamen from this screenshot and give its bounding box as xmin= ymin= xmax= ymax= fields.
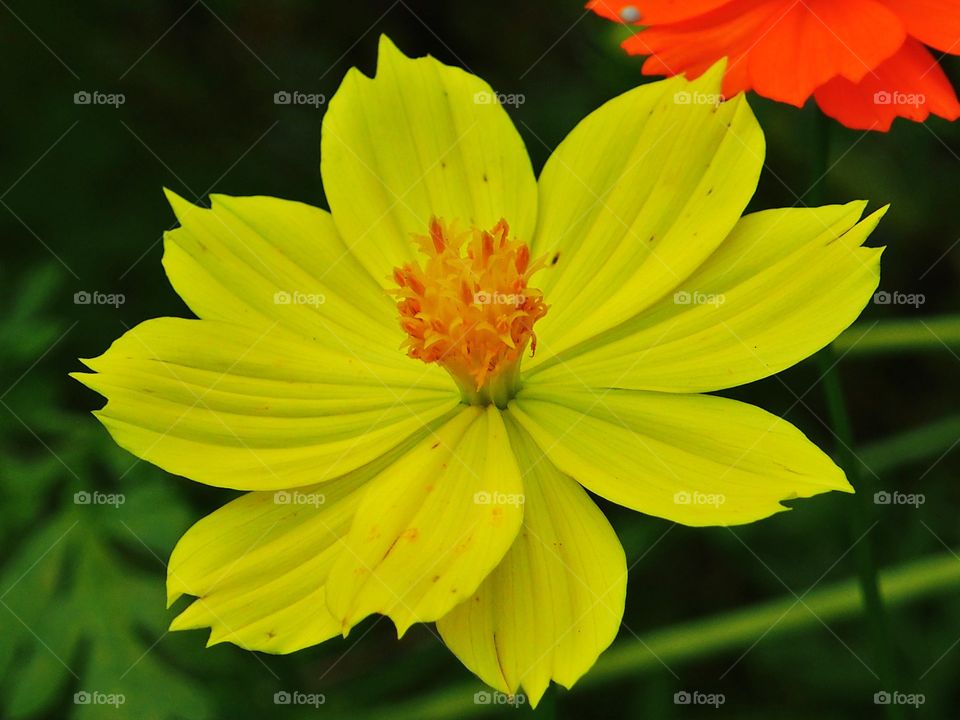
xmin=391 ymin=217 xmax=549 ymax=406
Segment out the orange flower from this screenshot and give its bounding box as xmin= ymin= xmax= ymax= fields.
xmin=590 ymin=0 xmax=960 ymax=130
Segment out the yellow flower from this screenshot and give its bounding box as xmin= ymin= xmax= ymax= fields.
xmin=72 ymin=36 xmax=884 ymax=705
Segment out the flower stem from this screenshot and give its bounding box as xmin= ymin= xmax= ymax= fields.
xmin=818 ymin=352 xmax=902 ymax=719
xmin=833 ymin=316 xmax=960 ymax=355
xmin=357 ymin=551 xmax=960 ymax=720
xmin=809 ymin=106 xmax=901 ymax=719
xmin=587 ymin=550 xmax=957 ymax=685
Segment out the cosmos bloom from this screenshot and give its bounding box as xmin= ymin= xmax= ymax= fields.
xmin=590 ymin=0 xmax=960 ymax=130
xmin=73 ymin=36 xmax=884 ymax=704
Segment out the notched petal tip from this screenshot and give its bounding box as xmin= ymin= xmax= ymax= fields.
xmin=840 ymin=199 xmax=870 ymax=221
xmin=825 ymin=460 xmax=854 ymax=495
xmin=169 ymin=604 xmax=198 ymax=632
xmin=688 ymin=57 xmax=728 ymax=95
xmin=392 ymin=615 xmax=414 ymax=639
xmin=376 ymin=32 xmax=401 ymax=59
xmin=375 ymin=33 xmax=419 ymax=76
xmin=869 ymin=203 xmax=892 ymax=225
xmin=843 ymin=204 xmax=890 ymax=250
xmin=68 ymin=369 xmax=96 ymax=388
xmin=838 ymin=481 xmax=856 ymax=495
xmin=70 ymin=374 xmax=113 ymax=407
xmin=162 ymin=187 xmax=197 ymax=222
xmin=665 ymin=57 xmax=735 ymax=105
xmin=166 ymin=571 xmax=187 ymax=609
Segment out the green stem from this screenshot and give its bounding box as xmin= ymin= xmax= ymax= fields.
xmin=358 ymin=552 xmax=960 ymax=720
xmin=833 ymin=316 xmax=960 ymax=355
xmin=810 ymin=107 xmax=900 ymax=718
xmin=588 ymin=552 xmax=959 ymax=685
xmin=858 ymin=414 xmax=960 ymax=474
xmin=807 ymin=101 xmax=832 ymax=206
xmin=817 ymin=352 xmax=901 ymax=720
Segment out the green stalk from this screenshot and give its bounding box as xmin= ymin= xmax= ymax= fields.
xmin=358 ymin=551 xmax=960 ymax=720
xmin=587 ymin=551 xmax=959 ymax=684
xmin=809 ymin=106 xmax=900 ymax=718
xmin=818 ymin=352 xmax=901 ymax=720
xmin=858 ymin=414 xmax=960 ymax=473
xmin=833 ymin=316 xmax=960 ymax=355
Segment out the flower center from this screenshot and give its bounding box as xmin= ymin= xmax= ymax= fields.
xmin=391 ymin=217 xmax=549 ymax=407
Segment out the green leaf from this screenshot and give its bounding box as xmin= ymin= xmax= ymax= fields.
xmin=0 ymin=502 xmax=211 ymax=720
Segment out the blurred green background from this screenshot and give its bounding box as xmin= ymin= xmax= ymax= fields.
xmin=2 ymin=1 xmax=960 ymax=718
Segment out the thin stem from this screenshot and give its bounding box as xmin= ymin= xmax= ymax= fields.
xmin=810 ymin=106 xmax=901 ymax=719
xmin=357 ymin=551 xmax=960 ymax=720
xmin=807 ymin=102 xmax=832 ymax=206
xmin=818 ymin=351 xmax=901 ymax=719
xmin=858 ymin=413 xmax=960 ymax=473
xmin=833 ymin=316 xmax=960 ymax=355
xmin=588 ymin=551 xmax=958 ymax=685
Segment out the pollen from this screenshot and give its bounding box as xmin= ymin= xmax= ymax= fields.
xmin=391 ymin=218 xmax=549 ymax=400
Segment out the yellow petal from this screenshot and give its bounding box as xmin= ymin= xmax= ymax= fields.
xmin=510 ymin=386 xmax=851 ymax=527
xmin=321 ymin=35 xmax=537 ymax=286
xmin=528 ymin=203 xmax=885 ymax=392
xmin=326 ymin=405 xmax=524 ymax=635
xmin=166 ymin=448 xmax=399 ymax=653
xmin=72 ymin=318 xmax=459 ymax=490
xmin=528 ymin=62 xmax=764 ymax=364
xmin=163 ymin=190 xmax=414 ymax=361
xmin=437 ymin=418 xmax=625 ymax=707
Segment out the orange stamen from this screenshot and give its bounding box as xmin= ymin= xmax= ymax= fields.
xmin=390 ymin=217 xmax=549 ymax=396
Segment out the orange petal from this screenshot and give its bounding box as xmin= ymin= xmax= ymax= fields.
xmin=814 ymin=38 xmax=960 ymax=131
xmin=619 ymin=0 xmax=906 ymax=107
xmin=881 ymin=0 xmax=960 ymax=54
xmin=588 ymin=0 xmax=735 ymax=24
xmin=626 ymin=0 xmax=783 ymax=97
xmin=746 ymin=0 xmax=906 ymax=106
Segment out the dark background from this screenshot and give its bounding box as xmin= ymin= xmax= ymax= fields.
xmin=2 ymin=1 xmax=960 ymax=718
